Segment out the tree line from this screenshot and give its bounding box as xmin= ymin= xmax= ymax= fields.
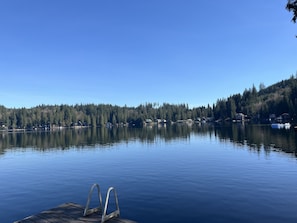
xmin=213 ymin=76 xmax=297 ymax=123
xmin=0 ymin=102 xmax=211 ymax=129
xmin=0 ymin=76 xmax=297 ymax=130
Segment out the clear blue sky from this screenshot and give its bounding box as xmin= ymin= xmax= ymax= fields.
xmin=0 ymin=0 xmax=296 ymax=108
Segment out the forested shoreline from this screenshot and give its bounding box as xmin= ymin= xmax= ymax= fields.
xmin=1 ymin=76 xmax=297 ymax=131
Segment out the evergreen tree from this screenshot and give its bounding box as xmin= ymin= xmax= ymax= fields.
xmin=287 ymin=0 xmax=297 ymax=23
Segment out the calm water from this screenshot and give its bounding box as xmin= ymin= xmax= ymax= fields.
xmin=0 ymin=124 xmax=297 ymax=223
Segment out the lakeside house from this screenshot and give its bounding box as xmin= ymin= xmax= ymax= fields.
xmin=235 ymin=113 xmax=245 ymax=122
xmin=269 ymin=113 xmax=291 ymax=123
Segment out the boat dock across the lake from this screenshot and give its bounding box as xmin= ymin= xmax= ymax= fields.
xmin=14 ymin=184 xmax=137 ymax=223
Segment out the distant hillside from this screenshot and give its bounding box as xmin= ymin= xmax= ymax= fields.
xmin=0 ymin=76 xmax=297 ymax=130
xmin=257 ymin=77 xmax=297 ymax=116
xmin=212 ymin=75 xmax=297 ymax=123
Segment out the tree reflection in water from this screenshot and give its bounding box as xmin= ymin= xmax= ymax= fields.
xmin=0 ymin=124 xmax=296 ymax=156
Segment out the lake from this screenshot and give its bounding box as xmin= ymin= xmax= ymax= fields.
xmin=1 ymin=124 xmax=297 ymax=223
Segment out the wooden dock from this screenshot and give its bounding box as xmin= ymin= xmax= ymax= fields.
xmin=14 ymin=202 xmax=137 ymax=223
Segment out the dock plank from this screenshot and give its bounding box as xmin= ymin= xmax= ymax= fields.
xmin=14 ymin=203 xmax=136 ymax=223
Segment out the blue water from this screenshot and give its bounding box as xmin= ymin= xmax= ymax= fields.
xmin=1 ymin=129 xmax=297 ymax=223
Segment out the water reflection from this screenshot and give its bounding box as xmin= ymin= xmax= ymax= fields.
xmin=0 ymin=125 xmax=197 ymax=152
xmin=215 ymin=123 xmax=297 ymax=155
xmin=0 ymin=124 xmax=296 ymax=156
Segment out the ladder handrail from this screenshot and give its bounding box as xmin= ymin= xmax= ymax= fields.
xmin=101 ymin=187 xmax=120 ymax=223
xmin=83 ymin=183 xmax=103 ymax=216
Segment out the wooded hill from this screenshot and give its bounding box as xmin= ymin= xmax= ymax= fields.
xmin=0 ymin=76 xmax=297 ymax=130
xmin=213 ymin=76 xmax=297 ymax=123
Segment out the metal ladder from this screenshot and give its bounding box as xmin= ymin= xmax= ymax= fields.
xmin=83 ymin=183 xmax=121 ymax=223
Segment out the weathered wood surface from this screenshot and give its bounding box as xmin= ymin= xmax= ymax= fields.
xmin=14 ymin=203 xmax=137 ymax=223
